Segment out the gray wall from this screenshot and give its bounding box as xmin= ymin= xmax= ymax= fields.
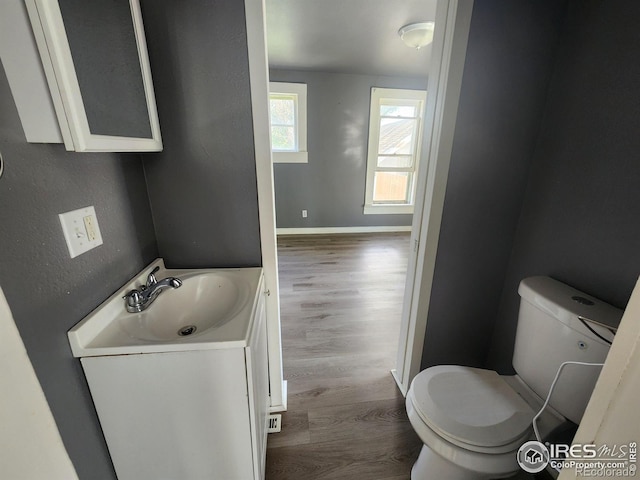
xmin=140 ymin=0 xmax=262 ymax=268
xmin=0 ymin=64 xmax=157 ymax=479
xmin=487 ymin=0 xmax=640 ymax=372
xmin=421 ymin=0 xmax=566 ymax=368
xmin=270 ymin=69 xmax=424 ymax=229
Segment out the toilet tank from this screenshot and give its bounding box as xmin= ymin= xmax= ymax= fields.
xmin=513 ymin=276 xmax=623 ymax=425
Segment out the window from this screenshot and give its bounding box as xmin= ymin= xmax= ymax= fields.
xmin=269 ymin=82 xmax=308 ymax=163
xmin=364 ymin=88 xmax=427 ymax=214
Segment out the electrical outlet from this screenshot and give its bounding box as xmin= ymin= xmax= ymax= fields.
xmin=59 ymin=206 xmax=103 ymax=258
xmin=83 ymin=215 xmax=97 ymax=241
xmin=302 ymin=209 xmax=308 ymax=218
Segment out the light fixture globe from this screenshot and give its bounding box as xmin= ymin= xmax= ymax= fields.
xmin=398 ymin=22 xmax=435 ymax=50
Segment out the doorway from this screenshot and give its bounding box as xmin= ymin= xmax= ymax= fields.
xmin=244 ymin=0 xmax=474 ymax=413
xmin=264 ymin=0 xmax=433 ymax=397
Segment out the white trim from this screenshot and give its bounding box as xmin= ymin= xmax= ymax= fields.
xmin=390 ymin=369 xmax=408 ymax=396
xmin=269 ymin=82 xmax=308 ymax=164
xmin=272 ymin=151 xmax=308 ymax=164
xmin=25 ymin=0 xmax=162 ymax=152
xmin=269 ymin=379 xmax=287 ymax=414
xmin=245 ymin=0 xmax=287 ymax=412
xmin=394 ymin=0 xmax=474 ymax=395
xmin=364 ymin=87 xmax=427 ymax=215
xmin=364 ymin=204 xmax=414 ymax=215
xmin=277 ymin=226 xmax=412 ymax=235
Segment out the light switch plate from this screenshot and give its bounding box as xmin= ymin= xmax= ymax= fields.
xmin=59 ymin=206 xmax=103 ymax=258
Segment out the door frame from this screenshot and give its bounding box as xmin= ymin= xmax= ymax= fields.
xmin=244 ymin=0 xmax=287 ymax=412
xmin=244 ymin=0 xmax=475 ymax=409
xmin=392 ymin=0 xmax=474 ymax=395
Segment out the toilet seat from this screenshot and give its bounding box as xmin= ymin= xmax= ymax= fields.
xmin=408 ymin=366 xmax=535 ymax=454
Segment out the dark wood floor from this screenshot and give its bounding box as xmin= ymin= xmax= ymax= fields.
xmin=266 ymin=233 xmax=422 ymax=480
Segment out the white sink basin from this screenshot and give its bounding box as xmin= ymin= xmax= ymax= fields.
xmin=68 ymin=259 xmax=263 ymax=357
xmin=117 ymin=272 xmax=251 ymax=341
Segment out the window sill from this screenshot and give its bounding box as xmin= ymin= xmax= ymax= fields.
xmin=364 ymin=204 xmax=414 ymax=215
xmin=273 ymin=151 xmax=308 ymax=164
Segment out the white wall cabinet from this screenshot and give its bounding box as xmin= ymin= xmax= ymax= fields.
xmin=0 ymin=0 xmax=162 ymax=152
xmin=79 ymin=277 xmax=269 ymax=480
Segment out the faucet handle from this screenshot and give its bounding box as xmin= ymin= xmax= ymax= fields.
xmin=146 ymin=266 xmax=160 ymax=287
xmin=123 ymin=289 xmax=143 ymax=309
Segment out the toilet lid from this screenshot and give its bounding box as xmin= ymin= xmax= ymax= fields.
xmin=409 ymin=366 xmax=534 ymax=448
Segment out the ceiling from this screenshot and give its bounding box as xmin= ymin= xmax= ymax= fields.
xmin=265 ymin=0 xmax=437 ymax=78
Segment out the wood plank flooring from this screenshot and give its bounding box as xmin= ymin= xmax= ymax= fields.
xmin=266 ymin=233 xmax=422 ymax=480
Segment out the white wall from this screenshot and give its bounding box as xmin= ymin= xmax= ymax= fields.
xmin=0 ymin=287 xmax=78 ymax=480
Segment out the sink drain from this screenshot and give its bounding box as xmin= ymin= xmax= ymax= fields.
xmin=178 ymin=325 xmax=197 ymax=336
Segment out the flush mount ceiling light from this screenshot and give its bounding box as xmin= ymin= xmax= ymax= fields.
xmin=398 ymin=22 xmax=435 ymax=50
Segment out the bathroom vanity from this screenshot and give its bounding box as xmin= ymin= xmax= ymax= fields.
xmin=68 ymin=262 xmax=269 ymax=480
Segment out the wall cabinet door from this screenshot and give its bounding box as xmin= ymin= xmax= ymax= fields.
xmin=25 ymin=0 xmax=162 ymax=152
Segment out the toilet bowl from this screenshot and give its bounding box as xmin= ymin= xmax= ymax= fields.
xmin=407 ymin=366 xmax=534 ymax=479
xmin=406 ymin=276 xmax=623 ymax=480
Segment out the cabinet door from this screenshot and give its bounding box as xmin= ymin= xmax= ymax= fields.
xmin=246 ymin=287 xmax=269 ymax=479
xmin=25 ymin=0 xmax=162 ymax=152
xmin=81 ymin=350 xmax=254 ymax=480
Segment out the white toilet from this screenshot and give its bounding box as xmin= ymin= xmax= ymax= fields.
xmin=406 ymin=276 xmax=623 ymax=479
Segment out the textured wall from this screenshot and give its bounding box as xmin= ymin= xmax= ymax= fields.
xmin=270 ymin=69 xmax=424 ymax=229
xmin=141 ymin=0 xmax=262 ymax=268
xmin=0 ymin=64 xmax=157 ymax=479
xmin=487 ymin=0 xmax=640 ymax=373
xmin=421 ymin=0 xmax=566 ymax=369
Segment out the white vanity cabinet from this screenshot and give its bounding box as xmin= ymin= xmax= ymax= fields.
xmin=79 ymin=274 xmax=269 ymax=480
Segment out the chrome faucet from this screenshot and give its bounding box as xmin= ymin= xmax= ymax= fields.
xmin=123 ymin=266 xmax=183 ymax=313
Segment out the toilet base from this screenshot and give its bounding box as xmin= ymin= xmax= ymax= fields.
xmin=411 ymin=445 xmax=495 ymax=480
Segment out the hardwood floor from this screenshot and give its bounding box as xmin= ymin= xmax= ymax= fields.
xmin=266 ymin=233 xmax=422 ymax=480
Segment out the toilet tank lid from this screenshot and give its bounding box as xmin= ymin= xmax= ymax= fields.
xmin=518 ymin=276 xmax=623 ymax=331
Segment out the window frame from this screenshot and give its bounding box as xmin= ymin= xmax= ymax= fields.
xmin=269 ymin=82 xmax=308 ymax=164
xmin=364 ymin=87 xmax=427 ymax=215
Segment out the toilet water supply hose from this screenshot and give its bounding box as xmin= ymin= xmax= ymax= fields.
xmin=532 ymin=361 xmax=605 ymax=472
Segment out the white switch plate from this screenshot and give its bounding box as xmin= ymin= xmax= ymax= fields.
xmin=59 ymin=206 xmax=103 ymax=258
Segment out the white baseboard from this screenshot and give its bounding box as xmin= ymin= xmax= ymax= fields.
xmin=269 ymin=380 xmax=287 ymax=413
xmin=276 ymin=226 xmax=412 ymax=235
xmin=391 ymin=368 xmax=408 ymax=397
